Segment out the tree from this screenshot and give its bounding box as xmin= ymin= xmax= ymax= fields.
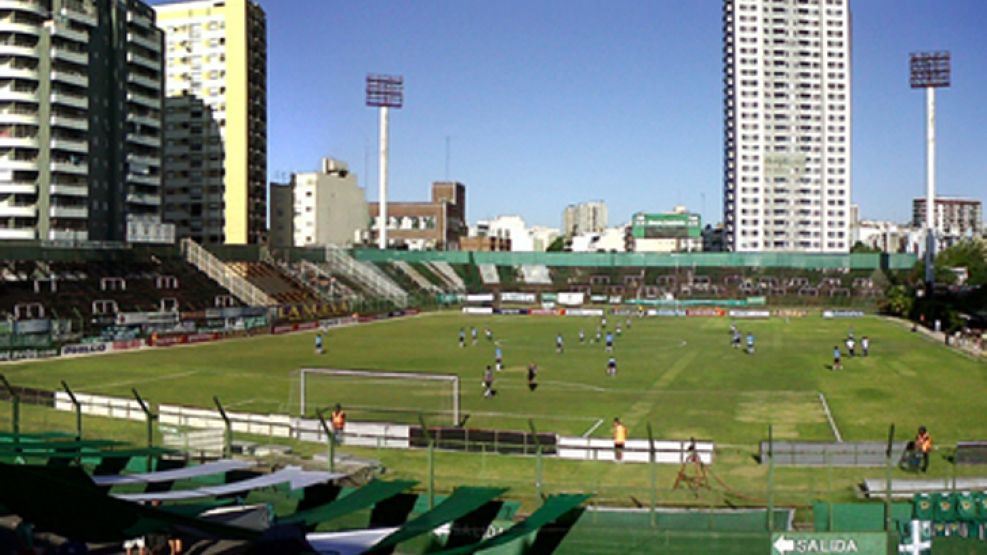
xmin=546 ymin=237 xmax=565 ymax=252
xmin=881 ymin=285 xmax=914 ymax=317
xmin=935 ymin=239 xmax=987 ymax=286
xmin=850 ymin=241 xmax=880 ymax=254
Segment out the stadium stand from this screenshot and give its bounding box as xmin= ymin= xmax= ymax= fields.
xmin=226 ymin=262 xmax=323 ymax=305
xmin=427 ymin=261 xmax=467 ymax=292
xmin=520 ymin=265 xmax=552 ymax=285
xmin=478 ymin=264 xmax=499 ymax=285
xmin=394 ymin=261 xmax=442 ymax=294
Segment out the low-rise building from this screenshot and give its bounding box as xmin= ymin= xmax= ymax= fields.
xmin=267 ymin=158 xmax=366 ymax=248
xmin=913 ymin=197 xmax=983 ymax=247
xmin=366 ymin=182 xmax=466 ymax=250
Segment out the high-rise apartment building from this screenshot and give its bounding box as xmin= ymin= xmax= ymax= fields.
xmin=0 ymin=0 xmax=164 ymax=242
xmin=723 ymin=0 xmax=851 ymax=252
xmin=562 ymin=201 xmax=607 ymax=236
xmin=155 ymin=0 xmax=267 ymax=245
xmin=913 ymin=197 xmax=982 ymax=241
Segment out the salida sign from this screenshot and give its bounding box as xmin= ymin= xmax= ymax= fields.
xmin=771 ymin=533 xmax=887 ymax=555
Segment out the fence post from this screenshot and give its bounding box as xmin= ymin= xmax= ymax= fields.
xmin=647 ymin=423 xmax=656 ymax=528
xmin=213 ymin=396 xmax=232 ymax=459
xmin=61 ymin=381 xmax=82 ymax=441
xmin=826 ymin=450 xmax=834 ymax=532
xmin=884 ymin=423 xmax=895 ymax=533
xmin=132 ymin=388 xmax=157 ymax=471
xmin=529 ymin=419 xmax=543 ymax=499
xmin=316 ymin=409 xmax=336 ymax=473
xmin=419 ymin=415 xmax=435 ymax=509
xmin=767 ymin=423 xmax=774 ymax=532
xmin=0 ymin=375 xmax=19 ymax=438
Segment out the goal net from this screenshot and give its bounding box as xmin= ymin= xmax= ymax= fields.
xmin=298 ymin=368 xmax=461 ymax=426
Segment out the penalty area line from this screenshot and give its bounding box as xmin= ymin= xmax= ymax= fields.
xmin=582 ymin=418 xmax=605 ymax=438
xmin=818 ymin=391 xmax=843 ymax=443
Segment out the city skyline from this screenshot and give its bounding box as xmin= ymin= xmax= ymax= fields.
xmin=155 ymin=0 xmax=987 ymax=233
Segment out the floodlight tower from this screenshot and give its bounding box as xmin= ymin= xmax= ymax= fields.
xmin=366 ymin=74 xmax=404 ymax=249
xmin=909 ymin=52 xmax=950 ymax=289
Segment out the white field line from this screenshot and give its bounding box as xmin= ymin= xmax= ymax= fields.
xmin=818 ymin=391 xmax=843 ymax=443
xmin=82 ymin=369 xmax=201 ymax=391
xmin=582 ymin=418 xmax=605 ymax=437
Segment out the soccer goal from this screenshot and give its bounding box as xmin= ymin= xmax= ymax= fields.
xmin=298 ymin=368 xmax=461 ymax=426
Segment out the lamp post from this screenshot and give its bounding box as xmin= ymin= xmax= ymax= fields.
xmin=366 ymin=74 xmax=404 ymax=250
xmin=909 ymin=52 xmax=951 ymax=290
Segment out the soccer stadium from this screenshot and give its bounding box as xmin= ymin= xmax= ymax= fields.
xmin=2 ymin=242 xmax=986 ymax=554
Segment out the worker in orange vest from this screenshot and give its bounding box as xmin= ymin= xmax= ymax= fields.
xmin=613 ymin=417 xmax=628 ymax=462
xmin=331 ymin=404 xmax=346 ymax=444
xmin=916 ymin=425 xmax=933 ymax=472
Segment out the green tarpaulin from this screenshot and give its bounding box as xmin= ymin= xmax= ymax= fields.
xmin=278 ymin=479 xmax=416 ymax=528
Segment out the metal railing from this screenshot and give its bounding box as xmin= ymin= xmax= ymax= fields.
xmin=298 ymin=260 xmax=363 ymax=303
xmin=324 ymin=245 xmax=408 ymax=307
xmin=179 ymin=238 xmax=275 ymax=307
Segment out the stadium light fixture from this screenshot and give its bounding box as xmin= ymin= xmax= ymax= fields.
xmin=366 ymin=74 xmax=404 ymax=250
xmin=909 ymin=52 xmax=950 ymax=290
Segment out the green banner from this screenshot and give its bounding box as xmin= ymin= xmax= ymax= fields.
xmin=771 ymin=532 xmax=887 ymax=555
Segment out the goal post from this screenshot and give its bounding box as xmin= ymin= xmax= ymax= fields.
xmin=299 ymin=368 xmax=461 ymax=426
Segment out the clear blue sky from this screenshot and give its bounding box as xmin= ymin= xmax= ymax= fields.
xmin=252 ymin=1 xmax=984 ymax=228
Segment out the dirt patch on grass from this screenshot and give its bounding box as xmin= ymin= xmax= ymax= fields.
xmin=735 ymin=392 xmax=824 ymax=439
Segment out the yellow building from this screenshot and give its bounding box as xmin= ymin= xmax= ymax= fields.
xmin=154 ymin=0 xmax=267 ymax=244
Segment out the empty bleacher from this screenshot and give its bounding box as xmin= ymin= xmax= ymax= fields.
xmin=520 ymin=265 xmax=552 ymax=285
xmin=478 ymin=264 xmax=500 ymax=285
xmin=226 ymin=262 xmax=322 ymax=305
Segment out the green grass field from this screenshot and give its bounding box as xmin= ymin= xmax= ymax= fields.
xmin=1 ymin=310 xmax=986 ymax=511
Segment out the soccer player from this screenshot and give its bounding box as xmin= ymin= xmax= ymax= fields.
xmin=605 ymin=332 xmax=614 ymax=353
xmin=832 ymin=345 xmax=842 ymax=370
xmin=495 ymin=345 xmax=503 ymax=371
xmin=612 ymin=417 xmax=627 ymax=462
xmin=331 ymin=404 xmax=346 ymax=443
xmin=594 ymin=327 xmax=602 ymax=343
xmin=846 ymin=336 xmax=855 ymax=357
xmin=471 ymin=326 xmax=478 ymax=345
xmin=458 ymin=327 xmax=466 ymax=348
xmin=556 ymin=333 xmax=564 ymax=354
xmin=626 ymin=317 xmax=632 ymax=329
xmin=527 ymin=362 xmax=538 ymax=392
xmin=578 ymin=328 xmax=585 ymax=343
xmin=485 ymin=327 xmax=493 ymax=342
xmin=732 ymin=328 xmax=742 ymax=349
xmin=601 ymin=316 xmax=608 ymax=329
xmin=482 ymin=366 xmax=494 ymax=398
xmin=746 ymin=332 xmax=755 ymax=355
xmin=607 ymin=356 xmax=617 ymax=377
xmin=615 ymin=324 xmax=622 ymax=337
xmin=861 ymin=336 xmax=870 ymax=357
xmin=315 ymin=332 xmax=324 ymax=355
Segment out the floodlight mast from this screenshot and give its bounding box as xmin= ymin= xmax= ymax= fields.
xmin=366 ymin=74 xmax=404 ymax=250
xmin=909 ymin=52 xmax=950 ymax=290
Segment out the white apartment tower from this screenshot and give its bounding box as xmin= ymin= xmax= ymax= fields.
xmin=723 ymin=0 xmax=851 ymax=252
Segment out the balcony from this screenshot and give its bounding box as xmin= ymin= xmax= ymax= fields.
xmin=0 ymin=181 xmax=34 ymax=194
xmin=126 ymin=132 xmax=159 ymax=148
xmin=59 ymin=5 xmax=97 ymax=27
xmin=126 ymin=50 xmax=161 ymax=72
xmin=0 ymin=109 xmax=36 ymax=125
xmin=49 ymin=183 xmax=87 ymax=196
xmin=0 ymin=1 xmax=48 ymax=17
xmin=52 ymin=47 xmax=88 ymax=66
xmin=48 ymin=228 xmax=88 ymax=241
xmin=126 ymin=152 xmax=159 ymax=168
xmin=51 ymin=90 xmax=87 ymax=109
xmin=126 ymin=90 xmax=159 ymax=109
xmin=0 ymin=156 xmax=36 ymax=170
xmin=0 ymin=202 xmax=36 ymax=217
xmin=51 ymin=113 xmax=88 ymax=131
xmin=50 ymin=137 xmax=87 ymax=153
xmin=126 ymin=10 xmax=153 ymax=28
xmin=127 ymin=192 xmax=161 ymax=206
xmin=0 ymin=86 xmax=38 ymax=102
xmin=126 ymin=71 xmax=160 ymax=90
xmin=0 ymin=62 xmax=38 ymax=80
xmin=50 ymin=22 xmax=86 ymax=43
xmin=49 ymin=205 xmax=87 ymax=219
xmin=0 ymin=133 xmax=38 ymax=148
xmin=127 ymin=172 xmax=159 ymax=186
xmin=0 ymin=227 xmax=36 ymax=240
xmin=50 ymin=160 xmax=87 ymax=175
xmin=0 ymin=18 xmax=41 ymax=36
xmin=126 ymin=112 xmax=160 ymax=128
xmin=51 ymin=70 xmax=88 ymax=88
xmin=127 ymin=31 xmax=161 ymax=52
xmin=0 ymin=41 xmax=39 ymax=58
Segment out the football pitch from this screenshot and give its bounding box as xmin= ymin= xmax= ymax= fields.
xmin=2 ymin=310 xmax=986 ymax=446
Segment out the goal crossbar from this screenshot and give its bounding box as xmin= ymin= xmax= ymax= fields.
xmin=299 ymin=367 xmax=460 ymax=425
